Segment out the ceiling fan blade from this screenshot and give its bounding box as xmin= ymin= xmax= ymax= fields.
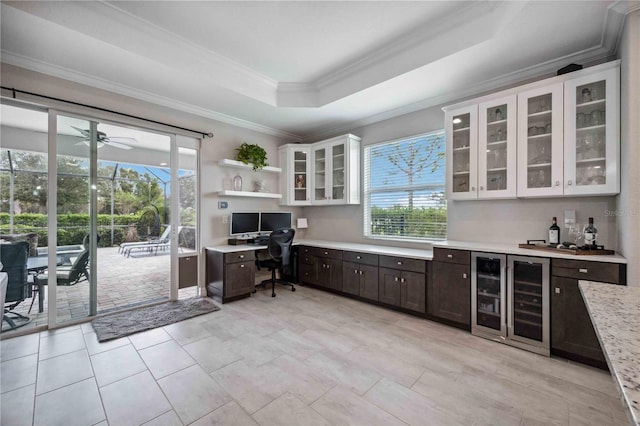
xmin=104 ymin=140 xmax=133 ymax=150
xmin=71 ymin=126 xmax=90 ymax=137
xmin=106 ymin=136 xmax=137 ymax=144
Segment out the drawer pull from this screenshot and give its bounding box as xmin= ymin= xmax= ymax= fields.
xmin=356 ymin=255 xmax=361 ymax=259
xmin=324 ymin=251 xmax=329 ymax=255
xmin=397 ymin=261 xmax=403 ymax=265
xmin=240 ymin=264 xmax=245 ymax=268
xmin=239 ymin=255 xmax=244 ymax=259
xmin=447 ymin=254 xmax=453 ymax=258
xmin=579 ymin=268 xmax=588 ymax=273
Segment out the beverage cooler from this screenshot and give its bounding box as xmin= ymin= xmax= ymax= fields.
xmin=471 ymin=253 xmax=550 ymax=356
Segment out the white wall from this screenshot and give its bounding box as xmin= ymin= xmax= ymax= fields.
xmin=616 ymin=9 xmax=640 ymax=287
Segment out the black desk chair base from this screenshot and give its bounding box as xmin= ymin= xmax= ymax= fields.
xmin=254 ymin=268 xmax=296 ymax=298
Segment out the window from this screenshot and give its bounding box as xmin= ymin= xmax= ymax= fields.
xmin=364 ymin=131 xmax=446 ymax=241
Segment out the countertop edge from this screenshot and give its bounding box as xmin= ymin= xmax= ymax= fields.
xmin=579 ymin=280 xmax=640 ymax=426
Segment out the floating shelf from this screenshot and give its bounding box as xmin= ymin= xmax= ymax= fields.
xmin=217 ymin=190 xmax=282 ymax=199
xmin=218 ymin=159 xmax=282 ymax=173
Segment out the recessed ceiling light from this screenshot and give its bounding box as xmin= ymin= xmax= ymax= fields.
xmin=453 ymin=118 xmax=462 ymax=124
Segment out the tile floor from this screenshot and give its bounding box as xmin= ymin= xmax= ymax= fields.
xmin=0 ymin=285 xmax=630 ymax=426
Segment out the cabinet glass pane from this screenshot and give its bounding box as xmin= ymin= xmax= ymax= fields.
xmin=512 ymin=261 xmax=543 ymax=342
xmin=294 ymin=150 xmax=307 ymax=201
xmin=575 ymin=80 xmax=606 ymax=187
xmin=485 ymin=104 xmax=508 ymax=191
xmin=475 ymin=257 xmax=502 ymax=330
xmin=525 ymin=94 xmax=553 ymax=189
xmin=332 ymin=144 xmax=345 ymax=200
xmin=314 ymin=148 xmax=326 ymax=200
xmin=452 ymin=113 xmax=471 ymax=193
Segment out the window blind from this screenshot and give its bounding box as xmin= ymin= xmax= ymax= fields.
xmin=364 ymin=131 xmax=446 ymax=241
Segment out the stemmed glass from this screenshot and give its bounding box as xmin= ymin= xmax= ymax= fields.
xmin=567 ymin=224 xmax=583 ymax=248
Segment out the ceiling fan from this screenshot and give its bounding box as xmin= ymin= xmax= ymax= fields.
xmin=71 ymin=126 xmax=136 ymax=150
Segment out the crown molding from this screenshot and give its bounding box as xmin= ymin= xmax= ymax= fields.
xmin=1 ymin=52 xmax=302 ymax=141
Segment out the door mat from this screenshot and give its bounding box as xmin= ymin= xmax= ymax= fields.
xmin=92 ymin=297 xmax=220 ymax=342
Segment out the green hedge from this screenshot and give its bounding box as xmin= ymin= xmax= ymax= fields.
xmin=370 ymin=207 xmax=447 ymax=240
xmin=0 ymin=213 xmax=142 ymax=247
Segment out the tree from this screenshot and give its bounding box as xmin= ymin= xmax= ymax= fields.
xmin=374 ymin=134 xmax=445 ymax=208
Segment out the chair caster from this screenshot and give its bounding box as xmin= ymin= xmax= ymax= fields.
xmin=271 ymin=293 xmax=276 ymax=297
xmin=292 ymin=287 xmax=296 ymax=292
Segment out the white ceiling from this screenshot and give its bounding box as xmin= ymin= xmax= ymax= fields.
xmin=1 ymin=1 xmax=637 ymax=141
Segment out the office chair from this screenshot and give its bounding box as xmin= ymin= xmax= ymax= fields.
xmin=1 ymin=241 xmax=31 ymax=331
xmin=255 ymin=228 xmax=295 ymax=297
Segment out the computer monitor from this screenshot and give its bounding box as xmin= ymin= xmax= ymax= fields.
xmin=230 ymin=212 xmax=260 ymax=236
xmin=260 ymin=212 xmax=292 ymax=232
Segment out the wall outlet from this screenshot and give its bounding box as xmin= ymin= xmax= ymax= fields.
xmin=218 ymin=201 xmax=228 ymax=209
xmin=564 ymin=210 xmax=576 ymax=228
xmin=222 ymin=215 xmax=229 ymax=224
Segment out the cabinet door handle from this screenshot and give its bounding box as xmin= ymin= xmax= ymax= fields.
xmin=480 ymin=186 xmax=484 ymax=191
xmin=555 ymin=287 xmax=560 ymax=294
xmin=447 ymin=254 xmax=453 ymax=258
xmin=579 ymin=268 xmax=588 ymax=273
xmin=555 ymin=180 xmax=560 ymax=187
xmin=395 ymin=277 xmax=399 ymax=282
xmin=471 ymin=186 xmax=476 ymax=191
xmin=462 ymin=273 xmax=468 ymax=279
xmin=359 ymin=270 xmax=363 ymax=275
xmin=400 ymin=278 xmax=405 ymax=283
xmin=568 ymin=180 xmax=573 ymax=186
xmin=240 ymin=264 xmax=245 ymax=268
xmin=354 ymin=269 xmax=358 ymax=274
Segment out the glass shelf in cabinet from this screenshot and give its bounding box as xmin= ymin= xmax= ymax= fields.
xmin=453 ymin=126 xmax=471 ymax=132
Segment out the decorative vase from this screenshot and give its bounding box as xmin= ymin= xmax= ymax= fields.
xmin=232 ymin=174 xmax=243 ymax=191
xmin=254 ymin=179 xmax=267 ymax=192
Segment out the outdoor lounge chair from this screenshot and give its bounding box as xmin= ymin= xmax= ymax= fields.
xmin=35 ymin=249 xmax=90 ymax=287
xmin=119 ymin=225 xmax=171 ymax=255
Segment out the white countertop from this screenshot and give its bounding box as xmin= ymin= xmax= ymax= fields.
xmin=579 ymin=281 xmax=640 ymax=426
xmin=206 ymin=239 xmax=434 ymax=260
xmin=433 ymin=240 xmax=627 ymax=264
xmin=207 ymin=239 xmax=626 ymax=263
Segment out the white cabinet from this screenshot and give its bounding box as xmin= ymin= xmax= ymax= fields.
xmin=445 ymin=96 xmax=516 ymax=200
xmin=564 ymin=66 xmax=619 ymax=196
xmin=445 ymin=60 xmax=620 ymax=200
xmin=516 ymin=83 xmax=564 ymax=197
xmin=280 ymin=134 xmax=361 ymax=206
xmin=279 ymin=144 xmax=311 ymax=205
xmin=478 ymin=95 xmax=517 ymax=198
xmin=445 ymin=105 xmax=478 ymax=200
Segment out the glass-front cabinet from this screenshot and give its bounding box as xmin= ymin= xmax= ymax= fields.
xmin=279 ymin=144 xmax=311 ymax=205
xmin=310 ymin=134 xmax=360 ymax=205
xmin=280 ymin=134 xmax=360 ymax=206
xmin=478 ymin=95 xmax=517 ymax=198
xmin=516 ymin=83 xmax=564 ymax=197
xmin=445 ymin=105 xmax=478 ymax=200
xmin=564 ymin=66 xmax=619 ymax=196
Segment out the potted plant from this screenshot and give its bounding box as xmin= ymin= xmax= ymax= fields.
xmin=235 ymin=143 xmax=268 ymax=171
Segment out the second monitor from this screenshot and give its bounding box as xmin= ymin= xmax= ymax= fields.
xmin=260 ymin=212 xmax=292 ymax=232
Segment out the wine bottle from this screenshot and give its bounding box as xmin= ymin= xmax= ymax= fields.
xmin=584 ymin=217 xmax=597 ymax=247
xmin=549 ymin=217 xmax=560 ymax=245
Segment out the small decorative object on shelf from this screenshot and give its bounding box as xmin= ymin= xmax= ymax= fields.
xmin=232 ymin=174 xmax=243 ymax=191
xmin=296 ymin=175 xmax=305 ymax=188
xmin=254 ymin=179 xmax=267 ymax=192
xmin=235 ymin=143 xmax=268 ymax=171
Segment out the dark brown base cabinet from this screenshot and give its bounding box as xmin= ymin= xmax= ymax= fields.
xmin=551 ymin=259 xmax=626 ymax=369
xmin=341 ymin=251 xmax=379 ymax=300
xmin=299 ymin=247 xmax=343 ymax=291
xmin=378 ymin=256 xmax=426 ymax=313
xmin=429 ymin=248 xmax=471 ymax=328
xmin=206 ymin=249 xmax=255 ymax=303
